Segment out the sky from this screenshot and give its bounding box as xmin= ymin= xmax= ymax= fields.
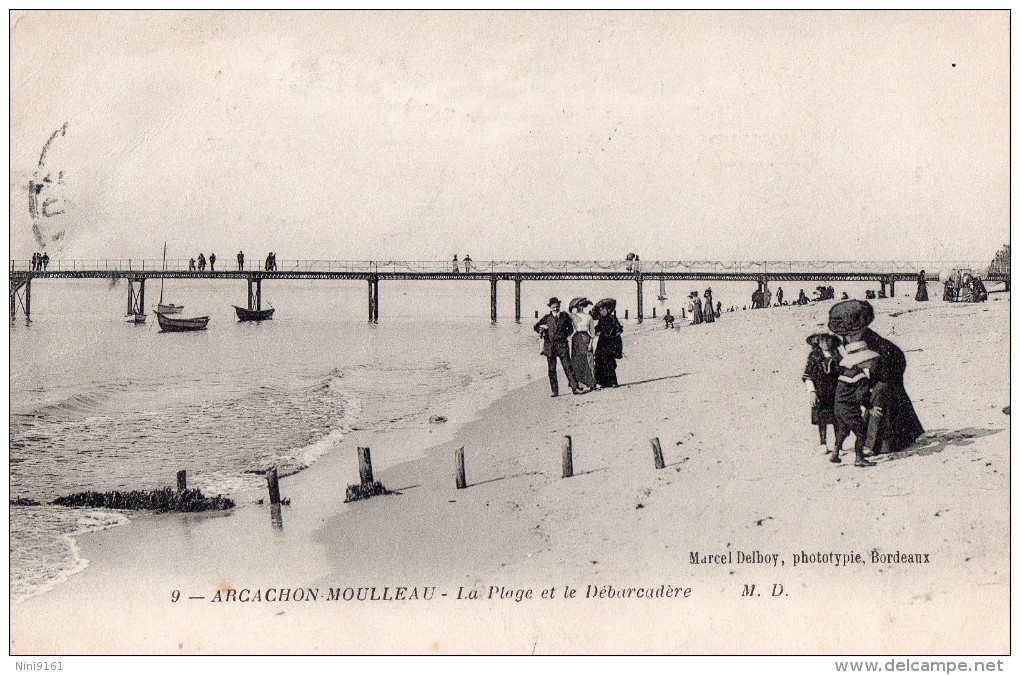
xmin=8 ymin=11 xmax=1010 ymax=263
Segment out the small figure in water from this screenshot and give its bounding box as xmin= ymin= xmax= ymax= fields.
xmin=663 ymin=309 xmax=675 ymax=329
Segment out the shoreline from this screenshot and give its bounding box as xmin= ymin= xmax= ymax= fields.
xmin=11 ymin=295 xmax=1010 ymax=654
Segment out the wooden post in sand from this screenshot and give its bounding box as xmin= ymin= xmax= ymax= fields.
xmin=455 ymin=446 xmax=467 ymax=489
xmin=176 ymin=470 xmax=187 ymax=493
xmin=357 ymin=447 xmax=374 ymax=485
xmin=562 ymin=435 xmax=574 ymax=478
xmin=266 ymin=467 xmax=282 ymax=505
xmin=650 ymin=438 xmax=666 ymax=470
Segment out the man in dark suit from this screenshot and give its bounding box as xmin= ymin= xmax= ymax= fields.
xmin=534 ymin=297 xmax=581 ymax=397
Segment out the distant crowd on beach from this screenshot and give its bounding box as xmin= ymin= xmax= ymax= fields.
xmin=534 ymin=296 xmax=624 ymax=397
xmin=186 ymin=251 xmax=278 ymax=272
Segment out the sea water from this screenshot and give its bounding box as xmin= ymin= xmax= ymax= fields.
xmin=9 ymin=276 xmax=555 ymax=604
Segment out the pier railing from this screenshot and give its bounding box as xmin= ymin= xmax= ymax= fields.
xmin=8 ymin=259 xmax=999 ymax=275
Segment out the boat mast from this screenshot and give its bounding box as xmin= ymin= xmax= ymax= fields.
xmin=160 ymin=242 xmax=167 ymax=305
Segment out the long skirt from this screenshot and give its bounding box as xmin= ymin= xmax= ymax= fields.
xmin=594 ymin=343 xmax=619 ymax=388
xmin=571 ymin=333 xmax=596 ymax=389
xmin=915 ymin=283 xmax=928 ymax=301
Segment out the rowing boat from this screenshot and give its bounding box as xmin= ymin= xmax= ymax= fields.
xmin=232 ymin=305 xmax=275 ymax=322
xmin=156 ymin=312 xmax=209 ymax=332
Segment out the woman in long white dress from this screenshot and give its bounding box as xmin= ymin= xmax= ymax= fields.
xmin=569 ymin=299 xmax=596 ymax=390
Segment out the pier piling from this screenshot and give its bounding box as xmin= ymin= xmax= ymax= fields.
xmin=357 ymin=446 xmax=374 ymax=485
xmin=266 ymin=467 xmax=282 ymax=505
xmin=490 ymin=276 xmax=498 ymax=324
xmin=455 ymin=446 xmax=467 ymax=489
xmin=651 ymin=438 xmax=665 ymax=470
xmin=636 ymin=277 xmax=644 ymax=323
xmin=176 ymin=469 xmax=187 ymax=492
xmin=562 ymin=435 xmax=574 ymax=478
xmin=514 ymin=278 xmax=522 ymax=323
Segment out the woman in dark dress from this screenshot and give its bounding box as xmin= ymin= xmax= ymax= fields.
xmin=593 ymin=305 xmax=623 ymax=388
xmin=915 ymin=270 xmax=929 ymax=301
xmin=827 ymin=300 xmax=925 ymax=454
xmin=702 ymin=289 xmax=715 ymax=323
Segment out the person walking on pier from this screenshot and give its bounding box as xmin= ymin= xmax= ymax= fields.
xmin=30 ymin=252 xmax=38 ymax=271
xmin=270 ymin=252 xmax=278 ymax=271
xmin=237 ymin=251 xmax=245 ymax=271
xmin=41 ymin=253 xmax=49 ymax=271
xmin=197 ymin=253 xmax=206 ymax=271
xmin=535 ymin=297 xmax=581 ymax=397
xmin=208 ymin=253 xmax=216 ymax=271
xmin=464 ymin=254 xmax=472 ymax=273
xmin=452 ymin=254 xmax=459 ymax=273
xmin=189 ymin=257 xmax=196 ymax=271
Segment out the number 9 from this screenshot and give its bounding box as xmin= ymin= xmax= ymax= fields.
xmin=171 ymin=590 xmax=180 ymax=603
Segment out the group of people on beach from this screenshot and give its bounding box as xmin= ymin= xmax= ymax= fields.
xmin=187 ymin=251 xmax=278 ymax=271
xmin=802 ymin=300 xmax=925 ymax=468
xmin=684 ymin=288 xmax=721 ymax=325
xmin=534 ymin=296 xmax=624 ymax=397
xmin=29 ymin=252 xmax=49 ymax=271
xmin=936 ymin=270 xmax=988 ymax=303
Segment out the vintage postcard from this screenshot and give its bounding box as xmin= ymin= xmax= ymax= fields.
xmin=8 ymin=10 xmax=1010 ymax=659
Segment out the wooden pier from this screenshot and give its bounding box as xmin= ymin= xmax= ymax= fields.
xmin=8 ymin=259 xmax=1008 ymax=323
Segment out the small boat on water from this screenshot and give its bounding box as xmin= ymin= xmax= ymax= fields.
xmin=156 ymin=303 xmax=183 ymax=315
xmin=232 ymin=305 xmax=275 ymax=322
xmin=156 ymin=311 xmax=209 ymax=332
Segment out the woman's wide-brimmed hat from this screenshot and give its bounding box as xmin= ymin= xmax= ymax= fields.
xmin=592 ymin=298 xmax=616 ymax=314
xmin=827 ymin=300 xmax=874 ymax=336
xmin=568 ymin=297 xmax=591 ymax=312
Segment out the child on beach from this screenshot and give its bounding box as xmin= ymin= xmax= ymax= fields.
xmin=802 ymin=333 xmax=840 ymax=453
xmin=831 ymin=340 xmax=881 ymax=467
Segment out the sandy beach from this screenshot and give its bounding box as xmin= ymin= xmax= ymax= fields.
xmin=10 ymin=291 xmax=1010 ymax=655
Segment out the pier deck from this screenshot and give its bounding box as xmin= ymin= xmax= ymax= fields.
xmin=9 ymin=259 xmax=1008 ymax=323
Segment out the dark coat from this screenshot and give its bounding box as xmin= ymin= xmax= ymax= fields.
xmin=535 ymin=312 xmax=574 ymax=357
xmin=860 ymin=329 xmax=925 ymax=452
